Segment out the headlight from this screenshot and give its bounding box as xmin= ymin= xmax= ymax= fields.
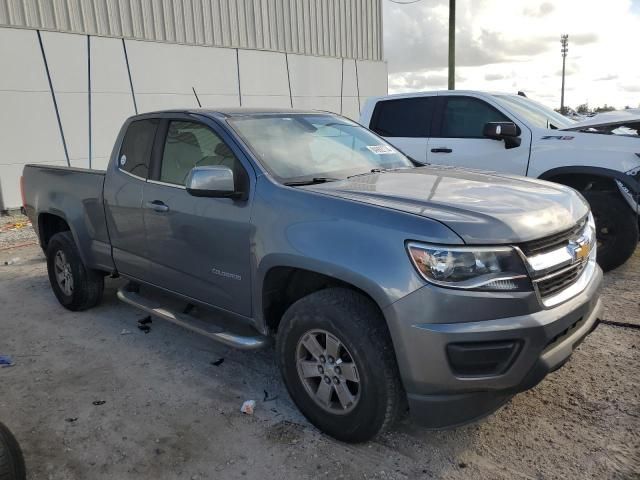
xmin=407 ymin=242 xmax=531 ymax=291
xmin=586 ymin=212 xmax=597 ymax=259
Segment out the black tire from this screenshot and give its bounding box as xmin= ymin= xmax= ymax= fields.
xmin=0 ymin=422 xmax=26 ymax=480
xmin=582 ymin=191 xmax=638 ymax=272
xmin=46 ymin=231 xmax=104 ymax=311
xmin=276 ymin=288 xmax=405 ymax=443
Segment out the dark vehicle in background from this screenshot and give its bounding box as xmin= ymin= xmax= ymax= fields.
xmin=22 ymin=109 xmax=602 ymax=442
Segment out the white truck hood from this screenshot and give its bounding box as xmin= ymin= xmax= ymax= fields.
xmin=561 ymin=109 xmax=640 ymax=134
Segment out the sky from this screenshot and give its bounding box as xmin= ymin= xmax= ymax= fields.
xmin=383 ymin=0 xmax=640 ymax=110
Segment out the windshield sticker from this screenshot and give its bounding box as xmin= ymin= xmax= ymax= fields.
xmin=366 ymin=145 xmax=397 ymax=154
xmin=120 ymin=154 xmax=127 ymax=166
xmin=540 ymin=135 xmax=574 ymax=140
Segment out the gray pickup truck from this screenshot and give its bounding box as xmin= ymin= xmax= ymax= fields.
xmin=23 ymin=109 xmax=603 ymax=442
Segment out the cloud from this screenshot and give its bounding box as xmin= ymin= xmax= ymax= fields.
xmin=524 ymin=2 xmax=555 ymax=17
xmin=384 ymin=1 xmax=553 ymax=74
xmin=542 ymin=32 xmax=598 ymax=45
xmin=555 ymin=61 xmax=580 ymax=76
xmin=389 ymin=70 xmax=466 ymax=91
xmin=384 ymin=0 xmax=640 ymax=109
xmin=570 ymin=33 xmax=599 ymax=45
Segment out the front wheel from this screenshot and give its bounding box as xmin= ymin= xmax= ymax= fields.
xmin=276 ymin=288 xmax=405 ymax=443
xmin=46 ymin=231 xmax=104 ymax=311
xmin=0 ymin=422 xmax=26 ymax=480
xmin=582 ymin=191 xmax=638 ymax=272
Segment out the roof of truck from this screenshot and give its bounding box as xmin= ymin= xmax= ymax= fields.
xmin=135 ymin=108 xmax=329 ymax=118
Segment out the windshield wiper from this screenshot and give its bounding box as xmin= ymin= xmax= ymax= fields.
xmin=283 ymin=177 xmax=341 ymax=186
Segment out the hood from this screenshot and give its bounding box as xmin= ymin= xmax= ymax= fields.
xmin=304 ymin=166 xmax=589 ymax=244
xmin=561 ymin=109 xmax=640 ymax=135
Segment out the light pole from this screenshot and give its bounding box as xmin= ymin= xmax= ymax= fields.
xmin=448 ymin=0 xmax=456 ymax=90
xmin=560 ymin=34 xmax=568 ymax=114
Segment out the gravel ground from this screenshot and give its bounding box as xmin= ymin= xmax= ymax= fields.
xmin=0 ymin=214 xmax=638 ymax=479
xmin=0 ymin=213 xmax=37 ymax=250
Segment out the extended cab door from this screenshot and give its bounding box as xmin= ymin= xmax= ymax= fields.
xmin=368 ymin=96 xmax=437 ymax=163
xmin=142 ymin=116 xmax=254 ymax=316
xmin=103 ymin=118 xmax=159 ymax=280
xmin=427 ymin=95 xmax=531 ymax=174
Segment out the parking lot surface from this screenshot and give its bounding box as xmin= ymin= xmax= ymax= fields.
xmin=0 ymin=215 xmax=638 ymax=479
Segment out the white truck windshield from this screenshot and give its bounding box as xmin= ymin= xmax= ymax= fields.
xmin=494 ymin=95 xmax=574 ymax=130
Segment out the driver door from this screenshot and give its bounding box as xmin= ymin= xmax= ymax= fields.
xmin=427 ymin=95 xmax=531 ymax=175
xmin=142 ymin=116 xmax=254 ymax=316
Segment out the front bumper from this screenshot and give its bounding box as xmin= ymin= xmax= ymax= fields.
xmin=383 ymin=260 xmax=603 ymax=428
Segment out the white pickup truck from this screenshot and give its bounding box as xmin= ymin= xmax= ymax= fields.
xmin=360 ymin=91 xmax=640 ymax=271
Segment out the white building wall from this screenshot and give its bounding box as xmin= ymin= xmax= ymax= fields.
xmin=90 ymin=36 xmax=136 ymax=170
xmin=0 ymin=25 xmax=387 ymax=210
xmin=0 ymin=28 xmax=67 ymax=211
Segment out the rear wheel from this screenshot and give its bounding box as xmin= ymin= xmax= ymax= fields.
xmin=582 ymin=191 xmax=638 ymax=271
xmin=0 ymin=422 xmax=26 ymax=480
xmin=46 ymin=231 xmax=104 ymax=311
xmin=276 ymin=288 xmax=405 ymax=443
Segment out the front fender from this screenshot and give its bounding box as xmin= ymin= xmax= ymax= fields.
xmin=538 ymin=166 xmax=639 ymax=214
xmin=249 ymin=177 xmax=462 ymax=333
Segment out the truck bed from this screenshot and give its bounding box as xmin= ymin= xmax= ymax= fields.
xmin=22 ymin=164 xmax=114 ymax=272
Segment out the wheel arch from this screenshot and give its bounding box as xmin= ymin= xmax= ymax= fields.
xmin=37 ymin=211 xmax=90 ymax=266
xmin=539 ymin=166 xmax=637 ymax=193
xmin=38 ymin=211 xmax=72 ymax=248
xmin=258 ymin=260 xmax=392 ymax=336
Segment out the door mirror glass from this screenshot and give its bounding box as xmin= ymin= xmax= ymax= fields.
xmin=483 ymin=122 xmax=521 ymax=149
xmin=185 ymin=166 xmax=239 ymax=198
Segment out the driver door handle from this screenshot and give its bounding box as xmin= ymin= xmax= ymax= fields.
xmin=431 ymin=147 xmax=453 ymax=153
xmin=146 ymin=200 xmax=169 ymax=213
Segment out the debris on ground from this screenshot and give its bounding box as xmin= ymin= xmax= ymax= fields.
xmin=263 ymin=390 xmax=277 ymax=402
xmin=65 ymin=417 xmax=78 ymax=423
xmin=120 ymin=329 xmax=132 ymax=335
xmin=137 ymin=316 xmax=152 ymax=333
xmin=240 ymin=400 xmax=256 ymax=415
xmin=0 ymin=221 xmax=30 ymax=232
xmin=211 ymin=358 xmax=224 ymax=367
xmin=92 ymin=401 xmax=106 ymax=406
xmin=0 ymin=213 xmax=37 ymax=249
xmin=3 ymin=257 xmax=20 ymax=265
xmin=0 ymin=355 xmax=14 ymax=367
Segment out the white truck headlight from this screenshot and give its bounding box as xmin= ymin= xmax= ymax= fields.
xmin=407 ymin=243 xmax=531 ymax=291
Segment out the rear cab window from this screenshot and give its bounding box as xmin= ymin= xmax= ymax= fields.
xmin=370 ymin=97 xmax=434 ymax=138
xmin=118 ymin=119 xmax=159 ymax=179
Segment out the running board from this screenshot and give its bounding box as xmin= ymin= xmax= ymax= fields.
xmin=117 ymin=286 xmax=269 ymax=350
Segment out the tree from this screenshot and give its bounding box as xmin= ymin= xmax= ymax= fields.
xmin=576 ymin=103 xmax=590 ymax=114
xmin=593 ymin=104 xmax=616 ymax=113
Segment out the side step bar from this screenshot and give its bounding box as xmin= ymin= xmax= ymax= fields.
xmin=117 ymin=287 xmax=269 ymax=350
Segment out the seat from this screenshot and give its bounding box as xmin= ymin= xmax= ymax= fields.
xmin=161 ymin=131 xmax=202 ymax=185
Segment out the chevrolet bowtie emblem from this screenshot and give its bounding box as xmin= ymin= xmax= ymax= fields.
xmin=568 ymin=238 xmax=590 ymax=263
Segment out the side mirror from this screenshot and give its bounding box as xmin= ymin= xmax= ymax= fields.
xmin=185 ymin=166 xmax=243 ymax=199
xmin=483 ymin=122 xmax=521 ymax=149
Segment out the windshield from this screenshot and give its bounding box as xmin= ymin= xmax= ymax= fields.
xmin=228 ymin=114 xmax=414 ymax=183
xmin=493 ymin=95 xmax=574 ymax=129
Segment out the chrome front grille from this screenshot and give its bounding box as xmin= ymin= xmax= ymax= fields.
xmin=519 ymin=217 xmax=587 ymax=256
xmin=534 ymin=261 xmax=588 ymax=298
xmin=520 ymin=215 xmax=596 ymax=305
